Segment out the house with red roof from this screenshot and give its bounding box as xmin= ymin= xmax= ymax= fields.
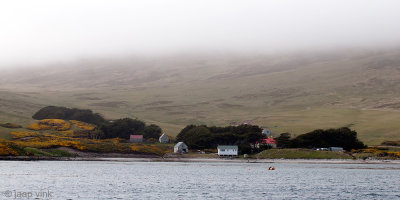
xmin=130 ymin=135 xmax=143 ymax=143
xmin=256 ymin=138 xmax=277 ymax=148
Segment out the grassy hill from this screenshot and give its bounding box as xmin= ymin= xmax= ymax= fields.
xmin=1 ymin=48 xmax=400 ymax=144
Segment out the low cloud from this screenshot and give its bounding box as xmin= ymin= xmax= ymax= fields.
xmin=1 ymin=0 xmax=400 ymax=67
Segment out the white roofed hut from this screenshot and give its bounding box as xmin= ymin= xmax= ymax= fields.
xmin=328 ymin=147 xmax=344 ymax=151
xmin=159 ymin=133 xmax=170 ymax=143
xmin=217 ymin=145 xmax=238 ymax=157
xmin=174 ymin=142 xmax=188 ymax=153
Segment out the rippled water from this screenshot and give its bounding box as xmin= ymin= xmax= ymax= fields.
xmin=0 ymin=161 xmax=399 ymax=199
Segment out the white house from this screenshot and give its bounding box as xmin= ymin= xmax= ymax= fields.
xmin=328 ymin=147 xmax=344 ymax=151
xmin=159 ymin=133 xmax=170 ymax=143
xmin=174 ymin=142 xmax=188 ymax=153
xmin=217 ymin=145 xmax=238 ymax=156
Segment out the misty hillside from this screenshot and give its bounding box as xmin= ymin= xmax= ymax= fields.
xmin=1 ymin=49 xmax=400 ymax=144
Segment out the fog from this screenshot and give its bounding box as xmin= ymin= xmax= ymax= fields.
xmin=1 ymin=0 xmax=400 ymax=67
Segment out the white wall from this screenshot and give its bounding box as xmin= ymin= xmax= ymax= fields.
xmin=218 ymin=148 xmax=238 ymax=156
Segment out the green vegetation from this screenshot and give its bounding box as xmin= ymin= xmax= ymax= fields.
xmin=255 ymin=149 xmax=353 ymax=159
xmin=0 ymin=123 xmax=22 ymax=128
xmin=100 ymin=118 xmax=145 ymax=139
xmin=143 ymin=124 xmax=162 ymax=140
xmin=2 ymin=50 xmax=400 ymax=145
xmin=351 ymin=147 xmax=400 ymax=160
xmin=32 ymin=106 xmax=163 ymax=141
xmin=24 ymin=147 xmax=52 ymax=156
xmin=381 ymin=140 xmax=400 ymax=146
xmin=23 ymin=147 xmax=77 ymax=157
xmin=0 ymin=128 xmax=12 ymax=140
xmin=0 ymin=129 xmax=172 ymax=157
xmin=0 ymin=108 xmax=169 ymax=157
xmin=99 ymin=118 xmax=162 ymax=140
xmin=33 ymin=106 xmax=106 ymax=125
xmin=47 ymin=149 xmax=77 ymax=157
xmin=275 ymin=127 xmax=365 ymax=151
xmin=255 ymin=146 xmax=400 ymax=160
xmin=0 ymin=104 xmax=374 ymax=159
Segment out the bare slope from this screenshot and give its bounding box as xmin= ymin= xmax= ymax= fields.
xmin=1 ymin=49 xmax=400 ymax=144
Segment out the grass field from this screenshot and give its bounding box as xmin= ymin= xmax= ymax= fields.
xmin=255 ymin=149 xmax=353 ymax=159
xmin=1 ymin=49 xmax=400 ymax=144
xmin=0 ymin=127 xmax=12 ymax=140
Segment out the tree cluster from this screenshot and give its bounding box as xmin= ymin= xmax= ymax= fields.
xmin=99 ymin=118 xmax=162 ymax=140
xmin=275 ymin=127 xmax=366 ymax=151
xmin=33 ymin=106 xmax=106 ymax=125
xmin=33 ymin=106 xmax=162 ymax=140
xmin=176 ymin=124 xmax=264 ymax=154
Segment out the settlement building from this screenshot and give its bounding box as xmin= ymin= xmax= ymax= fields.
xmin=130 ymin=135 xmax=143 ymax=143
xmin=159 ymin=133 xmax=170 ymax=143
xmin=217 ymin=145 xmax=239 ymax=156
xmin=174 ymin=142 xmax=188 ymax=153
xmin=328 ymin=147 xmax=344 ymax=151
xmin=256 ymin=138 xmax=277 ymax=148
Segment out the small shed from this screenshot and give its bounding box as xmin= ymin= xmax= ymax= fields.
xmin=130 ymin=135 xmax=143 ymax=143
xmin=329 ymin=147 xmax=344 ymax=151
xmin=159 ymin=133 xmax=170 ymax=143
xmin=174 ymin=142 xmax=188 ymax=153
xmin=217 ymin=145 xmax=238 ymax=156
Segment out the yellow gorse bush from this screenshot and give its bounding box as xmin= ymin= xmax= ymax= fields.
xmin=387 ymin=152 xmax=400 ymax=157
xmin=27 ymin=119 xmax=71 ymax=131
xmin=352 ymin=147 xmax=400 ymax=158
xmin=55 ymin=130 xmax=75 ymax=137
xmin=0 ymin=140 xmax=18 ymax=156
xmin=8 ymin=133 xmax=168 ymax=155
xmin=5 ymin=128 xmax=171 ymax=156
xmin=10 ymin=131 xmax=41 ymax=139
xmin=70 ymin=120 xmax=95 ymax=131
xmin=11 ymin=136 xmax=83 ymax=150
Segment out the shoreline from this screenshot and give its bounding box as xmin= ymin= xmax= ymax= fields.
xmin=1 ymin=156 xmax=399 ymax=164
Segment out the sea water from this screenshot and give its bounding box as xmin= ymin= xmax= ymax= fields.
xmin=0 ymin=161 xmax=399 ymax=199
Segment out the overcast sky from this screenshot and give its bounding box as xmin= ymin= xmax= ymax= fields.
xmin=1 ymin=0 xmax=400 ymax=67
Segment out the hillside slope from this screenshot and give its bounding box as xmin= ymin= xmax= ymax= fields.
xmin=1 ymin=49 xmax=400 ymax=144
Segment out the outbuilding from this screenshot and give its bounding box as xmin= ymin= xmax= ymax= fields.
xmin=256 ymin=138 xmax=277 ymax=149
xmin=328 ymin=147 xmax=344 ymax=151
xmin=130 ymin=135 xmax=143 ymax=143
xmin=217 ymin=145 xmax=238 ymax=156
xmin=159 ymin=133 xmax=170 ymax=143
xmin=174 ymin=142 xmax=188 ymax=153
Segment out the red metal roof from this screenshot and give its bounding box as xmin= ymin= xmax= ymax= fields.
xmin=258 ymin=138 xmax=276 ymax=144
xmin=130 ymin=135 xmax=143 ymax=139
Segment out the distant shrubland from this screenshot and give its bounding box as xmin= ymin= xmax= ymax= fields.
xmin=33 ymin=106 xmax=106 ymax=125
xmin=275 ymin=127 xmax=366 ymax=151
xmin=0 ymin=119 xmax=170 ymax=157
xmin=0 ymin=123 xmax=22 ymax=129
xmin=27 ymin=119 xmax=71 ymax=131
xmin=381 ymin=140 xmax=400 ymax=146
xmin=32 ymin=106 xmax=162 ymax=141
xmin=99 ymin=118 xmax=162 ymax=140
